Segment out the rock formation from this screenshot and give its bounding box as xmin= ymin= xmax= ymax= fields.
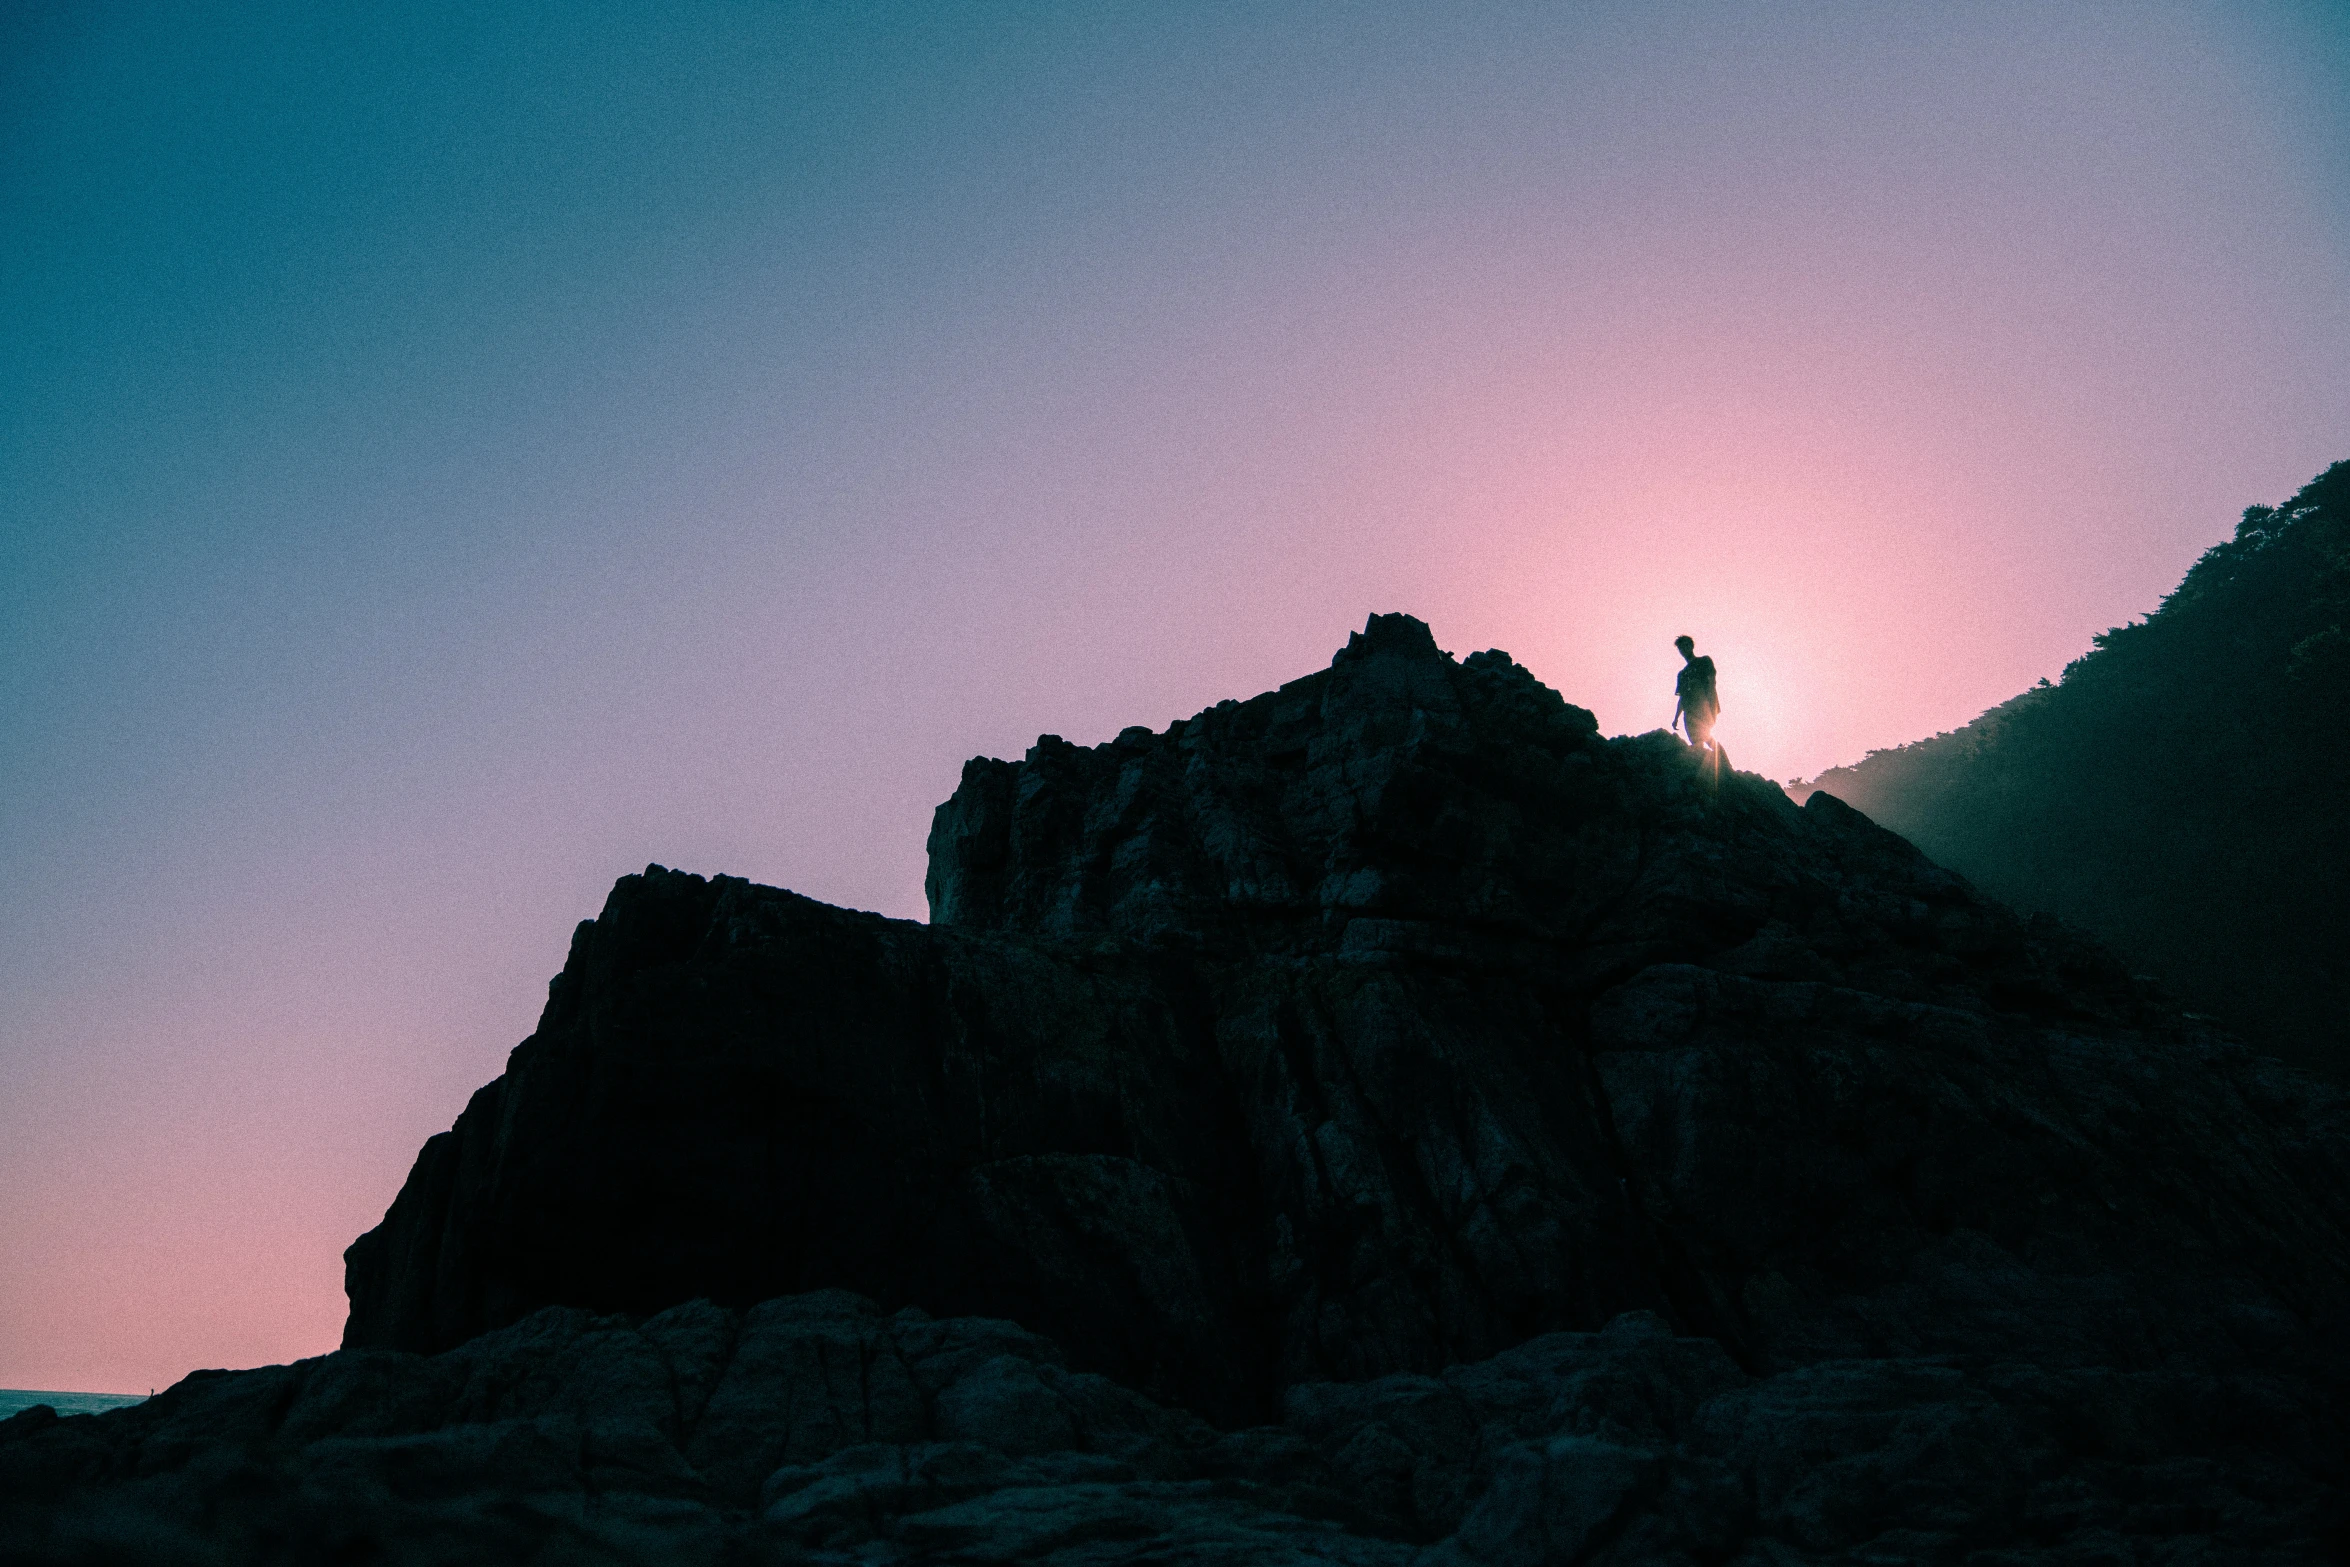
xmin=6 ymin=613 xmax=2348 ymax=1563
xmin=15 ymin=1286 xmax=2343 ymax=1563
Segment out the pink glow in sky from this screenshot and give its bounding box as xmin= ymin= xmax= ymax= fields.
xmin=4 ymin=1 xmax=2347 ymax=1392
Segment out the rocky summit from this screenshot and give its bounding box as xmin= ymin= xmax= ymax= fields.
xmin=6 ymin=613 xmax=2348 ymax=1565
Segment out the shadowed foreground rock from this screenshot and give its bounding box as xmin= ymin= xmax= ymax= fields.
xmin=8 ymin=614 xmax=2348 ymax=1563
xmin=7 ymin=1290 xmax=2344 ymax=1564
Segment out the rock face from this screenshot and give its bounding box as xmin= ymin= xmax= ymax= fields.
xmin=9 ymin=1289 xmax=2342 ymax=1564
xmin=9 ymin=612 xmax=2348 ymax=1563
xmin=342 ymin=615 xmax=2350 ymax=1412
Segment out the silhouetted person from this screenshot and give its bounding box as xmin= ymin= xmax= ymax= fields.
xmin=1672 ymin=635 xmax=1723 ymax=778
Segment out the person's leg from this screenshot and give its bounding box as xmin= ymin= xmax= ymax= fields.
xmin=1688 ymin=709 xmax=1719 ymax=789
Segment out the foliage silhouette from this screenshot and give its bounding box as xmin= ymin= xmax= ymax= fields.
xmin=1805 ymin=460 xmax=2350 ymax=1074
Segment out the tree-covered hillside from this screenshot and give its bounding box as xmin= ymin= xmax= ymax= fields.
xmin=1803 ymin=460 xmax=2350 ymax=1074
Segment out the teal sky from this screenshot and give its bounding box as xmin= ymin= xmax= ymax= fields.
xmin=5 ymin=1 xmax=2347 ymax=1390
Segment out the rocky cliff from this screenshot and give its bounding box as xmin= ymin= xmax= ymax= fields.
xmin=7 ymin=613 xmax=2348 ymax=1564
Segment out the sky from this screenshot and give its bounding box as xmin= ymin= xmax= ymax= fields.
xmin=4 ymin=0 xmax=2346 ymax=1394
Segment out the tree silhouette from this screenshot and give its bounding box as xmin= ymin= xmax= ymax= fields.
xmin=1806 ymin=460 xmax=2350 ymax=1074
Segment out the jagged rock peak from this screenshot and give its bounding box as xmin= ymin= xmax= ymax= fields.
xmin=1335 ymin=609 xmax=1447 ymax=662
xmin=925 ymin=613 xmax=1614 ymax=945
xmin=326 ymin=603 xmax=2350 ymax=1560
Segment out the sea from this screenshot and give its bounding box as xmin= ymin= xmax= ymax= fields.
xmin=0 ymin=1389 xmax=149 ymax=1420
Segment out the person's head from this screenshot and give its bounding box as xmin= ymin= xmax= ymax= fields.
xmin=1675 ymin=635 xmax=1695 ymax=659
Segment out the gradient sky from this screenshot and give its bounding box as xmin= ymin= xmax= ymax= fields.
xmin=5 ymin=1 xmax=2347 ymax=1393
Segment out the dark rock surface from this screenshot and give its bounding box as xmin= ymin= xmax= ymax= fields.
xmin=10 ymin=613 xmax=2348 ymax=1562
xmin=8 ymin=1290 xmax=2343 ymax=1564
